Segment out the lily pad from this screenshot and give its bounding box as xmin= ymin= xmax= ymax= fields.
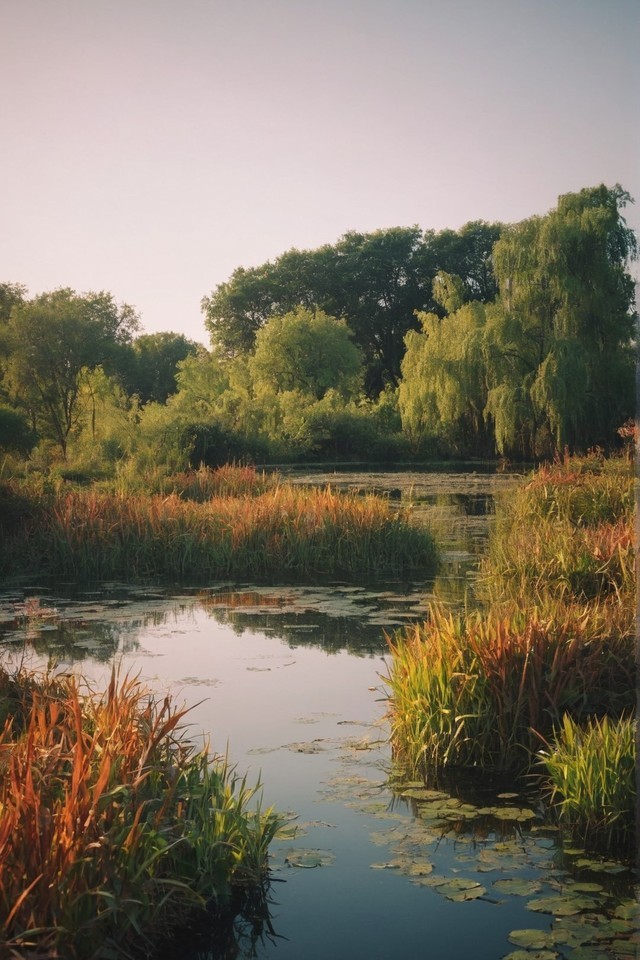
xmin=574 ymin=858 xmax=627 ymax=874
xmin=567 ymin=948 xmax=611 ymax=960
xmin=430 ymin=877 xmax=486 ymax=900
xmin=527 ymin=895 xmax=599 ymax=917
xmin=494 ymin=878 xmax=543 ymax=896
xmin=401 ymin=788 xmax=450 ymax=801
xmin=493 ymin=806 xmax=537 ymax=821
xmin=508 ymin=929 xmax=553 ymax=949
xmin=282 ymin=848 xmax=336 ymax=869
xmin=503 ymin=951 xmax=558 ymax=960
xmin=614 ymin=901 xmax=637 ymax=921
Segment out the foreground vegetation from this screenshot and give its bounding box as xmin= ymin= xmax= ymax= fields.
xmin=385 ymin=453 xmax=636 ymax=852
xmin=0 ymin=466 xmax=438 ymax=583
xmin=0 ymin=667 xmax=279 ymax=958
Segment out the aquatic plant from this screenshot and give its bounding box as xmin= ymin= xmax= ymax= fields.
xmin=0 ymin=480 xmax=438 ymax=581
xmin=481 ymin=457 xmax=634 ymax=603
xmin=540 ymin=714 xmax=636 ymax=852
xmin=0 ymin=666 xmax=280 ymax=957
xmin=384 ymin=600 xmax=635 ymax=774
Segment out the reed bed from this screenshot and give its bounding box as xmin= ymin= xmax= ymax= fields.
xmin=384 ymin=600 xmax=635 ymax=774
xmin=156 ymin=464 xmax=278 ymax=501
xmin=0 ymin=666 xmax=279 ymax=958
xmin=0 ymin=481 xmax=438 ymax=582
xmin=481 ymin=458 xmax=635 ymax=603
xmin=540 ymin=714 xmax=636 ymax=852
xmin=385 ymin=452 xmax=636 ymax=851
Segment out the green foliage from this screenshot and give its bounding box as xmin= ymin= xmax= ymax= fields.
xmin=385 ymin=600 xmax=634 ymax=775
xmin=486 ymin=184 xmax=637 ymax=457
xmin=125 ymin=331 xmax=200 ymax=404
xmin=0 ymin=403 xmax=37 ymax=454
xmin=250 ymin=307 xmax=363 ymax=401
xmin=2 ymin=288 xmax=139 ymax=457
xmin=202 ymin=222 xmax=501 ymax=395
xmin=398 ymin=301 xmax=491 ymax=455
xmin=541 ymin=714 xmax=636 ymax=851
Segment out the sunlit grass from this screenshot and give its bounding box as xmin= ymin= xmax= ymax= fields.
xmin=480 ymin=457 xmax=635 ymax=603
xmin=540 ymin=714 xmax=636 ymax=852
xmin=384 ymin=599 xmax=634 ymax=774
xmin=0 ymin=666 xmax=280 ymax=957
xmin=0 ymin=469 xmax=438 ymax=581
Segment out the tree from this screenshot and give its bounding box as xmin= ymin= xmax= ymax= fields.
xmin=398 ymin=301 xmax=490 ymax=455
xmin=3 ymin=288 xmax=139 ymax=457
xmin=486 ymin=184 xmax=637 ymax=457
xmin=202 ymin=222 xmax=503 ymax=397
xmin=124 ymin=331 xmax=199 ymax=404
xmin=0 ymin=404 xmax=37 ymax=455
xmin=249 ymin=307 xmax=363 ymax=401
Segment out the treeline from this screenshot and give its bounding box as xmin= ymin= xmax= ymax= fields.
xmin=0 ymin=184 xmax=636 ymax=475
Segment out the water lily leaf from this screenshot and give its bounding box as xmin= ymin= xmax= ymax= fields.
xmin=493 ymin=806 xmax=537 ymax=821
xmin=430 ymin=877 xmax=484 ymax=899
xmin=566 ymin=882 xmax=604 ymax=894
xmin=614 ymin=902 xmax=637 ymax=921
xmin=406 ymin=860 xmax=434 ymax=877
xmin=401 ymin=788 xmax=450 ymax=801
xmin=550 ymin=917 xmax=596 ymax=948
xmin=282 ymin=848 xmax=336 ymax=869
xmin=567 ymin=948 xmax=611 ymax=960
xmin=574 ymin=858 xmax=627 ymax=874
xmin=609 ymin=939 xmax=637 ymax=958
xmin=503 ymin=951 xmax=558 ymax=960
xmin=527 ymin=895 xmax=598 ymax=917
xmin=508 ymin=929 xmax=553 ymax=948
xmin=447 ymin=885 xmax=487 ymax=902
xmin=273 ymin=823 xmax=307 ymax=841
xmin=494 ymin=878 xmax=543 ymax=896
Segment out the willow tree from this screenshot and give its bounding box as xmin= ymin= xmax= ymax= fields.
xmin=398 ymin=296 xmax=490 ymax=455
xmin=486 ymin=184 xmax=637 ymax=457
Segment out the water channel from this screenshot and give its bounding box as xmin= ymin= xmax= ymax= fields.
xmin=0 ymin=468 xmax=637 ymax=960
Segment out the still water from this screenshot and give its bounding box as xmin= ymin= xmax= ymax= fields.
xmin=0 ymin=470 xmax=637 ymax=960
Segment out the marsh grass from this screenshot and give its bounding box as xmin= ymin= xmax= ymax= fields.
xmin=0 ymin=666 xmax=280 ymax=958
xmin=0 ymin=473 xmax=438 ymax=582
xmin=540 ymin=714 xmax=636 ymax=852
xmin=384 ymin=600 xmax=634 ymax=774
xmin=385 ymin=452 xmax=636 ymax=857
xmin=481 ymin=458 xmax=635 ymax=603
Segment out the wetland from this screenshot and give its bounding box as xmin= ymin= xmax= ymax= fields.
xmin=0 ymin=466 xmax=636 ymax=960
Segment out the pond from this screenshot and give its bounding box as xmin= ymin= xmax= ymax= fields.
xmin=0 ymin=469 xmax=637 ymax=960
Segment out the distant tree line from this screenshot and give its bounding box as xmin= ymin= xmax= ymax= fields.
xmin=0 ymin=184 xmax=636 ymax=473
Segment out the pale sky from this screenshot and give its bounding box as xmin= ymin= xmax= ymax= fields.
xmin=1 ymin=0 xmax=638 ymax=345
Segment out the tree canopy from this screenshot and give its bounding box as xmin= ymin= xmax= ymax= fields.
xmin=202 ymin=221 xmax=501 ymax=395
xmin=249 ymin=307 xmax=363 ymax=401
xmin=2 ymin=288 xmax=139 ymax=457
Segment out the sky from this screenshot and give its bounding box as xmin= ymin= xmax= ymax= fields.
xmin=1 ymin=0 xmax=638 ymax=345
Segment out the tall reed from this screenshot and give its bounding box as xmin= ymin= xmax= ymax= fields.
xmin=0 ymin=480 xmax=438 ymax=582
xmin=481 ymin=458 xmax=635 ymax=604
xmin=385 ymin=597 xmax=635 ymax=775
xmin=0 ymin=666 xmax=280 ymax=958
